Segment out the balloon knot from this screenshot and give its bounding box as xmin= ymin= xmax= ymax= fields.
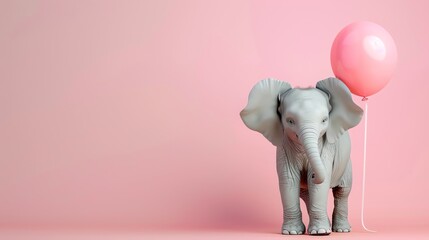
xmin=362 ymin=97 xmax=368 ymax=101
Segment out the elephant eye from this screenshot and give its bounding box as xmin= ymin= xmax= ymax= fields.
xmin=286 ymin=118 xmax=295 ymax=125
xmin=322 ymin=117 xmax=328 ymax=123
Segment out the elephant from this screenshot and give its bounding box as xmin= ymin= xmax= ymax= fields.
xmin=240 ymin=77 xmax=363 ymax=235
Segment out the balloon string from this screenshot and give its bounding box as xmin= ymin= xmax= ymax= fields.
xmin=361 ymin=99 xmax=376 ymax=232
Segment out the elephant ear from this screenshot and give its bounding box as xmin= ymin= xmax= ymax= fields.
xmin=240 ymin=78 xmax=292 ymax=146
xmin=316 ymin=77 xmax=363 ymax=143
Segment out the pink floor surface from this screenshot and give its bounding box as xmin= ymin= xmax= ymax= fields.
xmin=0 ymin=229 xmax=427 ymax=240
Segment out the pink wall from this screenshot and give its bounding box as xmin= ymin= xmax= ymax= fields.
xmin=1 ymin=0 xmax=428 ymax=231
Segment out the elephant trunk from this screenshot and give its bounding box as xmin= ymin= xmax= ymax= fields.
xmin=299 ymin=128 xmax=325 ymax=184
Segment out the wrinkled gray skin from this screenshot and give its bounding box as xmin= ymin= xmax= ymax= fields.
xmin=240 ymin=78 xmax=363 ymax=235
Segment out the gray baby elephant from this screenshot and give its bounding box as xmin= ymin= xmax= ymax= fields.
xmin=240 ymin=77 xmax=363 ymax=235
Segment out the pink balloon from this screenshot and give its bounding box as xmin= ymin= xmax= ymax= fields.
xmin=331 ymin=21 xmax=397 ymax=97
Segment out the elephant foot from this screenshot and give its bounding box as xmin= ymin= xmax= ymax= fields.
xmin=281 ymin=219 xmax=305 ymax=235
xmin=308 ymin=215 xmax=331 ymax=235
xmin=332 ymin=216 xmax=351 ymax=233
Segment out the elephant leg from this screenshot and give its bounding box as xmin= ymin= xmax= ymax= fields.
xmin=277 ymin=147 xmax=305 ymax=235
xmin=333 ymin=159 xmax=352 ymax=232
xmin=307 ymin=172 xmax=332 ymax=235
xmin=332 ymin=186 xmax=351 ymax=232
xmin=279 ymin=180 xmax=305 ymax=235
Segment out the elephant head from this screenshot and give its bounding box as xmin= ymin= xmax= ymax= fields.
xmin=240 ymin=77 xmax=363 ymax=184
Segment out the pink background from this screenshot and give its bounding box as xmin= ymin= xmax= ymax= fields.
xmin=1 ymin=0 xmax=429 ymax=236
